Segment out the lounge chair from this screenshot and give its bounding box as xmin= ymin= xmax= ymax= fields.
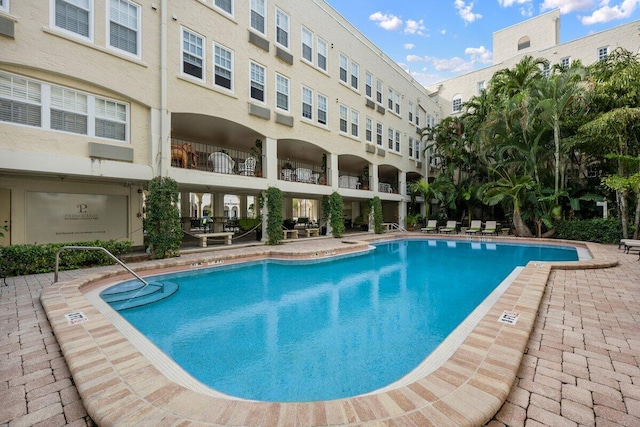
xmin=482 ymin=220 xmax=498 ymax=235
xmin=465 ymin=220 xmax=482 ymax=234
xmin=439 ymin=220 xmax=457 ymax=234
xmin=421 ymin=219 xmax=437 ymax=233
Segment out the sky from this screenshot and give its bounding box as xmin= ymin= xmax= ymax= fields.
xmin=324 ymin=0 xmax=640 ymax=87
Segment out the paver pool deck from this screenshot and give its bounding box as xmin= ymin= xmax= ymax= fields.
xmin=1 ymin=235 xmax=639 ymax=426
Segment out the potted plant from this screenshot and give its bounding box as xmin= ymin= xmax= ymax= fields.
xmin=405 ymin=213 xmax=418 ymax=231
xmin=361 ymin=165 xmax=370 ymax=190
xmin=251 ymin=139 xmax=263 ymax=177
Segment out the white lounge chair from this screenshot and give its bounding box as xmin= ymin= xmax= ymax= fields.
xmin=421 ymin=219 xmax=437 ymax=233
xmin=482 ymin=220 xmax=498 ymax=235
xmin=439 ymin=220 xmax=457 ymax=233
xmin=466 ymin=220 xmax=482 ymax=234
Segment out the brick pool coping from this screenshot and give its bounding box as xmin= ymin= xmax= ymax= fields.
xmin=40 ymin=236 xmax=617 ymax=426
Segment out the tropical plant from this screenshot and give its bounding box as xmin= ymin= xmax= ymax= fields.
xmin=144 ymin=177 xmax=182 ymax=259
xmin=328 ymin=192 xmax=345 ymax=237
xmin=371 ymin=196 xmax=383 ymax=234
xmin=408 ymin=176 xmax=456 ymax=219
xmin=265 ymin=187 xmax=283 ymax=245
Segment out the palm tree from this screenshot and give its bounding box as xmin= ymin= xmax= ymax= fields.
xmin=489 ymin=56 xmax=548 ymax=100
xmin=409 ymin=176 xmax=456 ymax=220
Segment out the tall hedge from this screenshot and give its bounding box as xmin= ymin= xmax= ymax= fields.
xmin=266 ymin=187 xmax=283 ymax=245
xmin=554 ymin=218 xmax=623 ymax=244
xmin=371 ymin=196 xmax=383 ymax=234
xmin=329 ymin=192 xmax=345 ymax=237
xmin=144 ymin=177 xmax=182 ymax=258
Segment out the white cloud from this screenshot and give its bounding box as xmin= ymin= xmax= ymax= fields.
xmin=497 ymin=0 xmax=531 ymax=6
xmin=432 ymin=56 xmax=475 ymax=73
xmin=580 ymin=0 xmax=640 ymax=24
xmin=369 ymin=11 xmax=403 ymax=31
xmin=465 ymin=45 xmax=493 ymax=64
xmin=404 ymin=43 xmax=416 ymax=50
xmin=440 ymin=29 xmax=447 ymax=35
xmin=540 ymin=0 xmax=595 ymax=14
xmin=455 ymin=0 xmax=482 ymax=24
xmin=405 ymin=68 xmax=443 ymax=87
xmin=406 ymin=54 xmax=428 ymax=62
xmin=404 ymin=19 xmax=427 ymax=35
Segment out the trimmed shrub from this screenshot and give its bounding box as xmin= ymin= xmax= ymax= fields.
xmin=266 ymin=187 xmax=284 ymax=245
xmin=0 ymin=239 xmax=132 ymax=277
xmin=371 ymin=196 xmax=383 ymax=234
xmin=144 ymin=177 xmax=182 ymax=259
xmin=329 ymin=192 xmax=345 ymax=237
xmin=554 ymin=218 xmax=623 ymax=244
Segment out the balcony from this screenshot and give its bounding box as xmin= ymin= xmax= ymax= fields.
xmin=171 ymin=138 xmax=262 ymax=177
xmin=278 ymin=159 xmax=326 ymax=185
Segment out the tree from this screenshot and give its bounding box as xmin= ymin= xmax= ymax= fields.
xmin=409 ymin=176 xmax=456 ymax=220
xmin=480 ymin=170 xmax=536 ymax=237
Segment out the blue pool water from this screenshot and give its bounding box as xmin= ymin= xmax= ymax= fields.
xmin=105 ymin=239 xmax=577 ymax=402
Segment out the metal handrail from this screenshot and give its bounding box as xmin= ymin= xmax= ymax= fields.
xmin=54 ymin=246 xmax=150 ymax=287
xmin=389 ymin=223 xmax=408 ymax=233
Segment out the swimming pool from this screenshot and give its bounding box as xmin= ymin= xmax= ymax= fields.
xmin=102 ymin=239 xmax=578 ymax=402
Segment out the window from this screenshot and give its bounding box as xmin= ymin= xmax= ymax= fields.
xmin=317 ymin=38 xmax=328 ymax=72
xmin=214 ymin=43 xmax=233 ymax=90
xmin=541 ymin=63 xmax=550 ymax=78
xmin=477 ymin=81 xmax=485 ymax=93
xmin=408 ymin=102 xmax=414 ymax=123
xmin=416 ymin=108 xmax=421 ymax=126
xmin=376 ymin=122 xmax=383 ymax=146
xmin=250 ymin=0 xmax=265 ymax=34
xmin=350 ymin=62 xmax=359 ymax=90
xmin=387 ymin=128 xmax=394 ymax=150
xmin=415 ymin=140 xmax=420 ymax=160
xmin=50 ymin=87 xmax=88 ymax=135
xmin=108 ymin=0 xmax=140 ymax=56
xmin=182 ymin=28 xmax=204 ymax=80
xmin=0 ymin=71 xmax=128 ymax=141
xmin=0 ymin=0 xmax=8 ymax=12
xmin=302 ymin=86 xmax=313 ymax=120
xmin=350 ymin=109 xmax=359 ymax=137
xmin=365 ymin=72 xmax=372 ymax=98
xmin=376 ymin=80 xmax=383 ymax=104
xmin=409 ymin=137 xmax=414 ymax=158
xmin=339 ymin=54 xmax=348 ymax=83
xmin=301 ymin=27 xmax=313 ymax=63
xmin=275 ymin=8 xmax=289 ymax=48
xmin=598 ymin=46 xmax=608 ymax=62
xmin=388 ymin=88 xmax=393 ymax=110
xmin=394 ymin=130 xmax=400 ymax=152
xmin=0 ymin=72 xmax=42 ymax=127
xmin=317 ymin=93 xmax=327 ymax=125
xmin=517 ymin=36 xmax=530 ymax=51
xmin=95 ymin=98 xmax=127 ymax=141
xmin=452 ymin=96 xmax=462 ymax=113
xmin=54 ymin=0 xmax=92 ymax=39
xmin=339 ymin=104 xmax=348 ymax=133
xmin=214 ymin=0 xmax=232 ymax=15
xmin=560 ymin=56 xmax=571 ymax=68
xmin=394 ymin=92 xmax=400 ymax=115
xmin=365 ymin=117 xmax=372 ymax=142
xmin=250 ymin=62 xmax=265 ymax=102
xmin=276 ymin=73 xmax=289 ymax=111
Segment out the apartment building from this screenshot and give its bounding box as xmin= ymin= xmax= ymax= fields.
xmin=429 ymin=9 xmax=640 ymax=115
xmin=0 ymin=0 xmax=440 ymax=246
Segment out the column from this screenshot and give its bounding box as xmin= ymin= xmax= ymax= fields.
xmin=180 ymin=192 xmax=191 ymax=231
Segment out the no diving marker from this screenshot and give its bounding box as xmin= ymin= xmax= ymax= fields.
xmin=498 ymin=311 xmax=520 ymax=325
xmin=65 ymin=311 xmax=88 ymax=325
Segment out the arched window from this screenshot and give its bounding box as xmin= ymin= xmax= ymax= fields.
xmin=518 ymin=36 xmax=530 ymax=51
xmin=452 ymin=94 xmax=462 ymax=113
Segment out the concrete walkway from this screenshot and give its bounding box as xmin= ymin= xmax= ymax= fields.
xmin=1 ymin=242 xmax=638 ymax=426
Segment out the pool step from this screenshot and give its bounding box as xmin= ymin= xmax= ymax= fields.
xmin=100 ymin=281 xmax=179 ymax=311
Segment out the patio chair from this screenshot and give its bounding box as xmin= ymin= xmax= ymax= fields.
xmin=209 ymin=152 xmax=235 ymax=174
xmin=439 ymin=220 xmax=457 ymax=234
xmin=465 ymin=220 xmax=482 ymax=234
xmin=421 ymin=219 xmax=438 ymax=233
xmin=239 ymin=156 xmax=256 ymax=176
xmin=482 ymin=220 xmax=498 ymax=235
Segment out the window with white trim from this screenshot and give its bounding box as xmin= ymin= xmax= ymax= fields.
xmin=415 ymin=140 xmax=420 ymax=160
xmin=452 ymin=95 xmax=462 ymax=113
xmin=0 ymin=72 xmax=42 ymax=128
xmin=53 ymin=0 xmax=92 ymax=39
xmin=317 ymin=38 xmax=328 ymax=72
xmin=301 ymin=27 xmax=313 ymax=63
xmin=376 ymin=122 xmax=382 ymax=146
xmin=394 ymin=130 xmax=400 ymax=152
xmin=250 ymin=0 xmax=265 ymax=34
xmin=0 ymin=0 xmax=8 ymax=12
xmin=302 ymin=86 xmax=313 ymax=120
xmin=477 ymin=80 xmax=485 ymax=93
xmin=339 ymin=54 xmax=348 ymax=83
xmin=250 ymin=62 xmax=265 ymax=102
xmin=394 ymin=92 xmax=401 ymax=115
xmin=409 ymin=137 xmax=414 ymax=158
xmin=598 ymin=46 xmax=608 ymax=62
xmin=365 ymin=117 xmax=372 ymax=142
xmin=108 ymin=0 xmax=140 ymax=56
xmin=387 ymin=128 xmax=393 ymax=150
xmin=560 ymin=56 xmax=571 ymax=68
xmin=339 ymin=104 xmax=348 ymax=133
xmin=350 ymin=61 xmax=359 ymax=90
xmin=408 ymin=102 xmax=414 ymax=123
xmin=182 ymin=28 xmax=204 ymax=80
xmin=350 ymin=109 xmax=359 ymax=137
xmin=541 ymin=63 xmax=550 ymax=78
xmin=275 ymin=73 xmax=289 ymax=111
xmin=275 ymin=8 xmax=289 ymax=49
xmin=214 ymin=0 xmax=232 ymax=15
xmin=214 ymin=43 xmax=233 ymax=90
xmin=376 ymin=80 xmax=383 ymax=104
xmin=51 ymin=86 xmax=88 ymax=135
xmin=388 ymin=88 xmax=393 ymax=110
xmin=317 ymin=93 xmax=327 ymax=125
xmin=365 ymin=72 xmax=372 ymax=98
xmin=0 ymin=71 xmax=128 ymax=141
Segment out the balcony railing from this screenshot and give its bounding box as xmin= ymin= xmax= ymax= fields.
xmin=278 ymin=159 xmax=326 ymax=185
xmin=338 ymin=172 xmax=363 ymax=189
xmin=171 ymin=138 xmax=262 ymax=176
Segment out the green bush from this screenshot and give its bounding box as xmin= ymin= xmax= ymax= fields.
xmin=328 ymin=192 xmax=345 ymax=237
xmin=144 ymin=177 xmax=182 ymax=259
xmin=554 ymin=218 xmax=623 ymax=244
xmin=266 ymin=187 xmax=284 ymax=245
xmin=0 ymin=240 xmax=132 ymax=277
xmin=371 ymin=196 xmax=383 ymax=234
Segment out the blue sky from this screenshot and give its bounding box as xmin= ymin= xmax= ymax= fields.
xmin=324 ymin=0 xmax=640 ymax=87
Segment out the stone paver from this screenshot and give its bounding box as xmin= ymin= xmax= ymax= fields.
xmin=1 ymin=239 xmax=639 ymax=426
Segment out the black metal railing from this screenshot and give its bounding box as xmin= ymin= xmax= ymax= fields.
xmin=171 ymin=138 xmax=262 ymax=177
xmin=278 ymin=158 xmax=326 ymax=185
